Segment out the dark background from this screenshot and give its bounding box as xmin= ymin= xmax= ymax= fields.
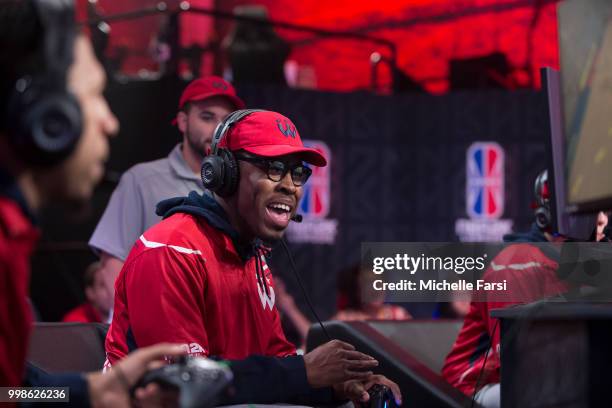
xmin=31 ymin=78 xmax=554 ymax=321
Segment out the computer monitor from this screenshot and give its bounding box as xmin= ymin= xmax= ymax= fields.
xmin=542 ymin=67 xmax=565 ymax=234
xmin=558 ymin=0 xmax=612 ymax=213
xmin=542 ymin=68 xmax=597 ymax=239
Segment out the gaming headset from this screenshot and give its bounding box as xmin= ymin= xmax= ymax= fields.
xmin=5 ymin=0 xmax=82 ymax=167
xmin=201 ymin=109 xmax=265 ymax=197
xmin=534 ymin=169 xmax=551 ymax=231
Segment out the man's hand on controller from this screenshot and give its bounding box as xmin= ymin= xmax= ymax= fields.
xmin=333 ymin=375 xmax=402 ymax=406
xmin=87 ymin=343 xmax=186 ymax=407
xmin=303 ymin=340 xmax=378 ymax=387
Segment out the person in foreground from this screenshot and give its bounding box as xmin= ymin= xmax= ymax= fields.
xmin=0 ymin=0 xmax=186 ymax=405
xmin=105 ymin=109 xmax=402 ymax=405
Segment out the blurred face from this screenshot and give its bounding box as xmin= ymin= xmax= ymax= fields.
xmin=38 ymin=35 xmax=118 ymax=203
xmin=234 ymin=153 xmax=305 ymax=241
xmin=178 ymin=96 xmax=235 ymax=158
xmin=360 ymin=268 xmax=385 ymax=306
xmin=596 ymin=211 xmax=609 ymax=241
xmin=85 ymin=268 xmax=113 ymax=316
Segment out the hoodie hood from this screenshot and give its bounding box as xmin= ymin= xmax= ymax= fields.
xmin=503 ymin=222 xmax=561 ymax=263
xmin=156 ymin=190 xmax=264 ymax=261
xmin=0 ymin=166 xmax=38 ymax=225
xmin=503 ymin=222 xmax=548 ymax=243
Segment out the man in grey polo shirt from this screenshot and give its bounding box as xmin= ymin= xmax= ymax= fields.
xmin=89 ymin=76 xmax=245 ymax=304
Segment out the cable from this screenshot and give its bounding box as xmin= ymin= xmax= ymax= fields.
xmin=280 ymin=238 xmax=332 ymax=341
xmin=470 ymin=318 xmax=499 ymax=408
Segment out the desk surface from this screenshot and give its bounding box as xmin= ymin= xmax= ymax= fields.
xmin=220 ymin=405 xmax=314 ymax=408
xmin=221 ymin=403 xmax=352 ymax=408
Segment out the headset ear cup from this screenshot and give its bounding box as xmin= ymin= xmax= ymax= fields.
xmin=535 ymin=206 xmax=551 ymax=230
xmin=217 ymin=149 xmax=239 ymax=197
xmin=201 ymin=155 xmax=225 ymax=192
xmin=8 ymin=85 xmax=82 ymax=167
xmin=29 ymin=92 xmax=82 ymax=162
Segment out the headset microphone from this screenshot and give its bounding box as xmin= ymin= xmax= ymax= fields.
xmin=290 ymin=214 xmax=303 ymax=223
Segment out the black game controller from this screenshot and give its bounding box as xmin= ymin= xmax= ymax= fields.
xmin=365 ymin=384 xmax=396 ymax=408
xmin=136 ymin=356 xmax=233 ymax=408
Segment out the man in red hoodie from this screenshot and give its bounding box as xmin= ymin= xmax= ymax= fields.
xmin=442 ymin=170 xmax=569 ymax=408
xmin=106 ymin=109 xmax=402 ymax=405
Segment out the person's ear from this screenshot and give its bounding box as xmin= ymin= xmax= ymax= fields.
xmin=177 ymin=111 xmax=188 ymax=133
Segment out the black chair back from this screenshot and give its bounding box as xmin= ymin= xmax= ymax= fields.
xmin=28 ymin=322 xmax=109 ymax=373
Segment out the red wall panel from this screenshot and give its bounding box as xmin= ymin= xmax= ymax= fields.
xmin=80 ymin=0 xmax=560 ymax=93
xmin=216 ymin=0 xmax=560 ymax=93
xmin=79 ymin=0 xmax=215 ymax=77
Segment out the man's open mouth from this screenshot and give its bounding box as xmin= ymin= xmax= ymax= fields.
xmin=264 ymin=202 xmax=293 ymax=229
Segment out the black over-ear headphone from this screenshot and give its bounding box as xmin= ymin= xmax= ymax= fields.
xmin=6 ymin=0 xmax=82 ymax=167
xmin=201 ymin=109 xmax=265 ymax=197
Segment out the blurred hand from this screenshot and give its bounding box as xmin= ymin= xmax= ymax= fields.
xmin=133 ymin=383 xmax=179 ymax=408
xmin=333 ymin=374 xmax=402 ymax=406
xmin=333 ymin=310 xmax=370 ymax=321
xmin=303 ymin=340 xmax=378 ymax=388
xmin=273 ymin=279 xmax=296 ymax=311
xmin=87 ymin=343 xmax=185 ymax=407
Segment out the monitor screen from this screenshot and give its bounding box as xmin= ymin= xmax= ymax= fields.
xmin=559 ymin=0 xmax=612 ymax=213
xmin=543 ymin=68 xmax=596 ymax=239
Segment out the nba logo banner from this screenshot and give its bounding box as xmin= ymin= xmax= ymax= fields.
xmin=466 ymin=142 xmax=505 ymax=219
xmin=300 ymin=140 xmax=331 ymax=219
xmin=286 ymin=140 xmax=338 ymax=244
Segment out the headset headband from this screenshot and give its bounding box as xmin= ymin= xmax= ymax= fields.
xmin=535 ymin=169 xmax=549 ymax=206
xmin=210 ymin=109 xmax=266 ymax=155
xmin=35 ymin=0 xmax=76 ymax=85
xmin=3 ymin=0 xmax=82 ymax=166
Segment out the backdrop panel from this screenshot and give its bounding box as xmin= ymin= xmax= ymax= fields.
xmin=31 ymin=79 xmax=551 ymax=321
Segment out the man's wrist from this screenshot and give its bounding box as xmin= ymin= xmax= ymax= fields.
xmin=302 ymin=352 xmax=318 ymax=388
xmin=332 ymin=382 xmax=348 ymax=401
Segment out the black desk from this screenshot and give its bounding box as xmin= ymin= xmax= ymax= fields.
xmin=491 ymin=302 xmax=612 ymax=408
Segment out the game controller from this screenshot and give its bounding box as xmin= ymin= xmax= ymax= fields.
xmin=366 ymin=384 xmax=396 ymax=408
xmin=136 ymin=355 xmax=233 ymax=408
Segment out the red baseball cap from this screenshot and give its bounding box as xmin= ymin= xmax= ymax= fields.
xmin=220 ymin=111 xmax=327 ymax=167
xmin=177 ymin=76 xmax=245 ymax=111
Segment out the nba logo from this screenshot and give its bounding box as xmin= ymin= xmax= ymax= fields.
xmin=299 ymin=140 xmax=331 ymax=219
xmin=466 ymin=142 xmax=504 ymax=219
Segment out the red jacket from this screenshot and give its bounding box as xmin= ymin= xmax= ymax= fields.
xmin=442 ymin=243 xmax=568 ymax=396
xmin=0 ymin=197 xmax=39 ymax=386
xmin=106 ymin=192 xmax=296 ymax=364
xmin=62 ymin=303 xmax=104 ymax=324
xmin=0 ymin=177 xmax=110 ymax=403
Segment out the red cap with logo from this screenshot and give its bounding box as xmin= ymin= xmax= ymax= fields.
xmin=173 ymin=76 xmax=245 ymax=124
xmin=220 ymin=111 xmax=327 ymax=167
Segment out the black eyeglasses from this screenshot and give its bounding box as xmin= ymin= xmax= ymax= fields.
xmin=235 ymin=155 xmax=312 ymax=186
